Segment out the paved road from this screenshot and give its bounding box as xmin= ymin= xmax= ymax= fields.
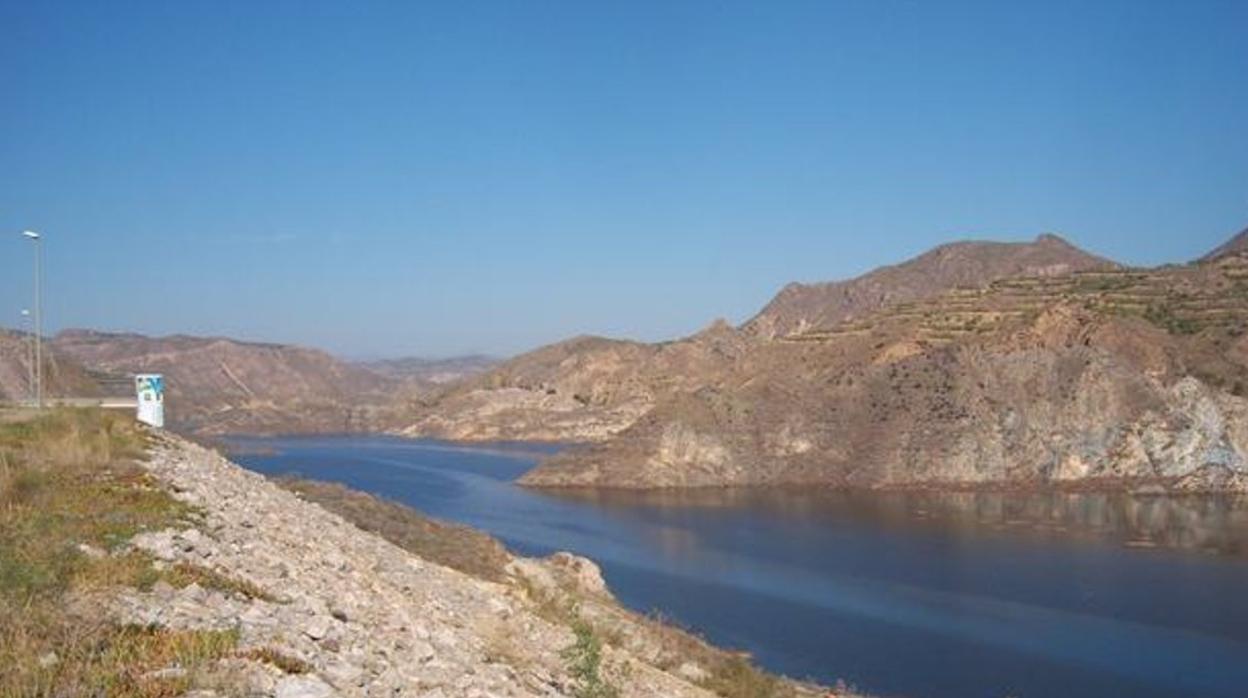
xmin=2 ymin=397 xmax=138 ymax=409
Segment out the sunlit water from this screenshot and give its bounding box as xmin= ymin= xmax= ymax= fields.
xmin=224 ymin=435 xmax=1248 ymax=698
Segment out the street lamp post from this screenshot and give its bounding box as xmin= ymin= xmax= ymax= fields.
xmin=20 ymin=309 xmax=33 ymax=405
xmin=22 ymin=231 xmax=42 ymax=409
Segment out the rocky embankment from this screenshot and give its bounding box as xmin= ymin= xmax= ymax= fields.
xmin=107 ymin=432 xmax=827 ymax=697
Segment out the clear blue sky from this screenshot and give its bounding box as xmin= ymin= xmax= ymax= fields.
xmin=2 ymin=1 xmax=1245 ymax=358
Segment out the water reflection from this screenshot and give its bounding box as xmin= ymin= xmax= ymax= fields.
xmin=544 ymin=488 xmax=1248 ymax=556
xmin=227 ymin=436 xmax=1248 ymax=698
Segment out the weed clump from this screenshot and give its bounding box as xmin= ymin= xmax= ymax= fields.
xmin=562 ymin=619 xmax=621 ymax=698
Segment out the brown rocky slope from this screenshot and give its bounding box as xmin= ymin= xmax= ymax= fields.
xmin=399 ymin=323 xmax=750 ymax=442
xmin=402 ymin=234 xmax=1114 ymax=445
xmin=521 ymin=245 xmax=1248 ymax=492
xmin=0 ymin=329 xmax=102 ymax=402
xmin=52 ymin=330 xmax=394 ymax=435
xmin=743 ymin=233 xmax=1116 ymax=339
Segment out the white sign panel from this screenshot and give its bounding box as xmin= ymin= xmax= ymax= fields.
xmin=135 ymin=374 xmax=165 ymax=428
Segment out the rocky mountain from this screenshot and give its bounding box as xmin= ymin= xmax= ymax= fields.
xmin=398 ymin=228 xmax=1248 ymax=492
xmin=400 ymin=234 xmax=1114 ymax=445
xmin=743 ymin=233 xmax=1116 ymax=339
xmin=1198 ymin=225 xmax=1248 ymax=263
xmin=51 ymin=330 xmax=393 ymax=435
xmin=522 ymin=243 xmax=1248 ymax=491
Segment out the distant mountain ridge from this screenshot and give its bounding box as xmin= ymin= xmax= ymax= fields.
xmin=358 ymin=355 xmax=498 ymax=385
xmin=50 ymin=329 xmax=394 ymax=435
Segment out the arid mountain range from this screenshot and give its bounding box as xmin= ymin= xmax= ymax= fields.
xmin=0 ymin=330 xmax=492 ymax=435
xmin=402 ymin=234 xmax=1116 ymax=442
xmin=409 ymin=230 xmax=1248 ymax=492
xmin=4 ymin=228 xmax=1248 ymax=492
xmin=47 ymin=330 xmax=396 ymax=435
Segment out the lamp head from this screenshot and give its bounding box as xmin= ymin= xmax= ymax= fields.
xmin=22 ymin=230 xmax=40 ymax=240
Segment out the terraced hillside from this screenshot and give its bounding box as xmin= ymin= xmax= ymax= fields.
xmin=744 ymin=233 xmax=1115 ymax=339
xmin=402 ymin=234 xmax=1109 ymax=444
xmin=520 ymin=244 xmax=1248 ymax=491
xmin=790 ymin=255 xmax=1248 ymax=346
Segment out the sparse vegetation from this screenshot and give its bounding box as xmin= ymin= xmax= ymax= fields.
xmin=562 ymin=619 xmax=621 ymax=698
xmin=163 ymin=561 xmax=278 ymax=602
xmin=239 ymin=646 xmax=312 ymax=674
xmin=701 ymin=655 xmax=792 ymax=698
xmin=0 ymin=408 xmax=240 ymax=697
xmin=1143 ymin=303 xmax=1202 ymax=335
xmin=275 ymin=477 xmax=512 ymax=582
xmin=635 ymin=610 xmax=797 ymax=698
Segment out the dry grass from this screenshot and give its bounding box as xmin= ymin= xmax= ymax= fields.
xmin=163 ymin=562 xmax=277 ymax=602
xmin=481 ymin=616 xmax=534 ymax=669
xmin=699 ymin=655 xmax=794 ymax=698
xmin=276 ymin=477 xmax=513 ymax=582
xmin=623 ymin=609 xmax=796 ymax=698
xmin=238 ymin=646 xmax=312 ymax=675
xmin=0 ymin=408 xmax=238 ymax=697
xmin=0 ymin=616 xmax=239 ymax=698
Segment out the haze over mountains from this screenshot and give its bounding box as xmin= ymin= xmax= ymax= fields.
xmin=4 ymin=227 xmax=1248 ymax=492
xmin=358 ymin=355 xmax=498 ymax=387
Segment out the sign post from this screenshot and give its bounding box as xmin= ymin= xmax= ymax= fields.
xmin=135 ymin=374 xmax=165 ymax=428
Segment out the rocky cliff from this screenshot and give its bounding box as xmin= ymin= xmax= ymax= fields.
xmin=521 ymin=248 xmax=1248 ymax=491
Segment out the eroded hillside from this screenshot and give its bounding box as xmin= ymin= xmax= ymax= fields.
xmin=0 ymin=329 xmax=102 ymax=402
xmin=522 ymin=248 xmax=1248 ymax=490
xmin=402 ymin=234 xmax=1117 ymax=446
xmin=51 ymin=330 xmax=393 ymax=435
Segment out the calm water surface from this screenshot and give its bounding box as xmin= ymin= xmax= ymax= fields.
xmin=225 ymin=435 xmax=1248 ymax=698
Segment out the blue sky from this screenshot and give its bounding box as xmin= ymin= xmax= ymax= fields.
xmin=1 ymin=1 xmax=1245 ymax=358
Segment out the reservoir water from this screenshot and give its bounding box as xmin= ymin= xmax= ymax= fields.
xmin=225 ymin=435 xmax=1248 ymax=698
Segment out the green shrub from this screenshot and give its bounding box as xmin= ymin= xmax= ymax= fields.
xmin=562 ymin=620 xmax=620 ymax=698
